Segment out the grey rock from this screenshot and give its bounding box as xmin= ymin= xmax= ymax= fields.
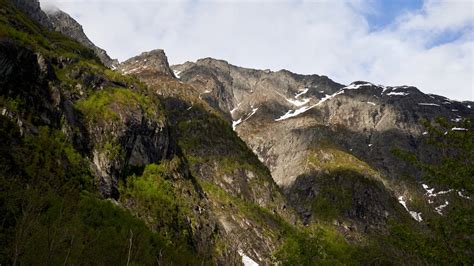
xmin=172 ymin=58 xmax=474 ymax=232
xmin=11 ymin=0 xmax=53 ymax=29
xmin=45 ymin=9 xmax=118 ymax=68
xmin=118 ymin=49 xmax=176 ymax=78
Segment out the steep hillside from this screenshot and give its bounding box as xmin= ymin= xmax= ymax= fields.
xmin=171 ymin=58 xmax=474 ymax=263
xmin=1 ymin=0 xmax=472 ymax=264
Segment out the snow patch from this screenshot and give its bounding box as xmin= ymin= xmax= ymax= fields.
xmin=387 ymin=91 xmax=409 ymax=96
xmin=398 ymin=196 xmax=423 ymax=222
xmin=239 ymin=250 xmax=258 ymax=266
xmin=232 ymin=107 xmax=259 ymax=130
xmin=286 ymin=98 xmax=310 ymax=107
xmin=344 ymin=82 xmax=373 ymax=90
xmin=275 ymin=90 xmax=345 ymax=121
xmin=367 ymin=102 xmax=376 ymax=106
xmin=422 ymin=131 xmax=428 ymax=135
xmin=295 ymin=88 xmax=309 ymax=98
xmin=418 ymin=103 xmax=440 ymax=107
xmin=368 ymin=144 xmax=373 ymax=147
xmin=467 ymin=105 xmax=471 ymax=109
xmin=232 ymin=118 xmax=242 ymax=131
xmin=435 ymin=201 xmax=449 ymax=215
xmin=458 ymin=190 xmax=471 ymax=199
xmin=275 ymin=106 xmax=313 ymax=121
xmin=452 ymin=127 xmax=467 ymax=131
xmin=247 ymin=107 xmax=259 ymax=120
xmin=422 ymin=184 xmax=454 ymax=198
xmin=173 ymin=70 xmax=181 ymax=78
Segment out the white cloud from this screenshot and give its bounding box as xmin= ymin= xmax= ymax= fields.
xmin=39 ymin=0 xmax=473 ymax=100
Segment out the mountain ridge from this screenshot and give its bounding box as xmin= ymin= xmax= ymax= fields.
xmin=1 ymin=0 xmax=473 ymax=264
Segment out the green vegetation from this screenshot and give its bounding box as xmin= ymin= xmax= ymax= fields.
xmin=0 ymin=0 xmax=98 ymax=61
xmin=0 ymin=4 xmax=207 ymax=264
xmin=75 ymin=87 xmax=160 ymax=123
xmin=390 ymin=118 xmax=474 ymax=264
xmin=0 ymin=117 xmax=202 ymax=265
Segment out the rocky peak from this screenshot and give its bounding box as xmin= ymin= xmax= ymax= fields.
xmin=12 ymin=0 xmax=53 ymax=29
xmin=44 ymin=9 xmax=118 ymax=68
xmin=118 ymin=49 xmax=175 ymax=78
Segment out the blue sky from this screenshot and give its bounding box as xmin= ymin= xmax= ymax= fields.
xmin=363 ymin=0 xmax=424 ymax=30
xmin=40 ymin=0 xmax=473 ymax=100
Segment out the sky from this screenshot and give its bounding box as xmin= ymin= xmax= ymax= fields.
xmin=39 ymin=0 xmax=474 ymax=100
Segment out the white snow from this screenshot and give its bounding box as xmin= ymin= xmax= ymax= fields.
xmin=368 ymin=144 xmax=373 ymax=147
xmin=398 ymin=196 xmax=423 ymax=222
xmin=286 ymin=98 xmax=311 ymax=107
xmin=435 ymin=201 xmax=449 ymax=215
xmin=275 ymin=106 xmax=313 ymax=121
xmin=344 ymin=82 xmax=373 ymax=90
xmin=238 ymin=250 xmax=258 ymax=266
xmin=367 ymin=102 xmax=376 ymax=106
xmin=451 ymin=117 xmax=462 ymax=123
xmin=247 ymin=107 xmax=259 ymax=120
xmin=458 ymin=190 xmax=471 ymax=199
xmin=232 ymin=107 xmax=259 ymax=130
xmin=418 ymin=103 xmax=440 ymax=107
xmin=232 ymin=118 xmax=242 ymax=131
xmin=275 ymin=90 xmax=345 ymax=121
xmin=295 ymin=88 xmax=309 ymax=98
xmin=452 ymin=109 xmax=459 ymax=112
xmin=467 ymin=105 xmax=471 ymax=109
xmin=422 ymin=131 xmax=428 ymax=135
xmin=422 ymin=184 xmax=454 ymax=198
xmin=387 ymin=91 xmax=409 ymax=96
xmin=173 ymin=70 xmax=181 ymax=78
xmin=452 ymin=127 xmax=467 ymax=131
xmin=422 ymin=184 xmax=435 ymax=195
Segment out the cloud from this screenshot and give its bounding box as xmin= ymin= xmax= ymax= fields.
xmin=39 ymin=0 xmax=473 ymax=100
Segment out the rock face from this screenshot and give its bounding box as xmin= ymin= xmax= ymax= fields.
xmin=11 ymin=0 xmax=53 ymax=29
xmin=45 ymin=9 xmax=118 ymax=68
xmin=118 ymin=49 xmax=175 ymax=78
xmin=118 ymin=51 xmax=298 ymax=264
xmin=11 ymin=0 xmax=117 ymax=68
xmin=172 ymin=59 xmax=474 ymax=230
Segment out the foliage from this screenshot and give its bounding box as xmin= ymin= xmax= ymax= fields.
xmin=119 ymin=157 xmax=212 ymax=263
xmin=391 ymin=118 xmax=474 ymax=264
xmin=0 ymin=0 xmax=99 ymax=61
xmin=75 ymin=87 xmax=160 ymax=123
xmin=394 ymin=118 xmax=473 ymax=194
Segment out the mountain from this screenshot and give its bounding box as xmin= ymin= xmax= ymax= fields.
xmin=171 ymin=59 xmax=474 ymax=228
xmin=10 ymin=0 xmax=117 ymax=68
xmin=1 ymin=0 xmax=472 ymax=264
xmin=45 ymin=9 xmax=118 ymax=68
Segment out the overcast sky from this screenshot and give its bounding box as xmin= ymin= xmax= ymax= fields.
xmin=39 ymin=0 xmax=473 ymax=100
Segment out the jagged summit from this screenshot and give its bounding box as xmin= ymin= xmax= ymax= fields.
xmin=12 ymin=0 xmax=52 ymax=29
xmin=118 ymin=49 xmax=175 ymax=78
xmin=44 ymin=9 xmax=118 ymax=68
xmin=1 ymin=0 xmax=472 ymax=263
xmin=11 ymin=0 xmax=117 ymax=68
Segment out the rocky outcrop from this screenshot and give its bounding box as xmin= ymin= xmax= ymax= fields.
xmin=119 ymin=50 xmax=298 ymax=264
xmin=118 ymin=49 xmax=175 ymax=78
xmin=45 ymin=9 xmax=118 ymax=68
xmin=11 ymin=0 xmax=53 ymax=29
xmin=171 ymin=59 xmax=474 ymax=233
